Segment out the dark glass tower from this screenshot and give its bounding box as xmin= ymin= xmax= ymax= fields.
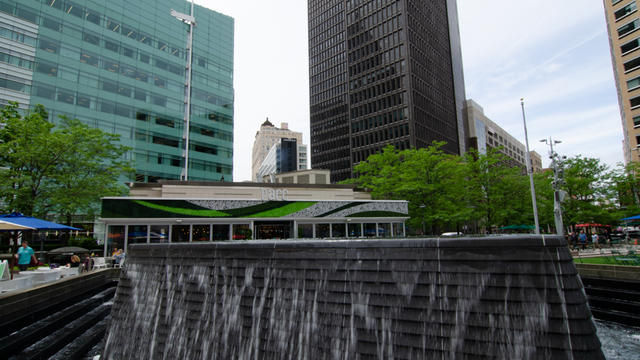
xmin=308 ymin=0 xmax=466 ymax=183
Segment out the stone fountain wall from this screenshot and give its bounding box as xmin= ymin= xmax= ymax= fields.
xmin=103 ymin=236 xmax=604 ymax=359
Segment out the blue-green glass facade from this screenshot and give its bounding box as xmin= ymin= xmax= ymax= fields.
xmin=0 ymin=0 xmax=234 ymax=182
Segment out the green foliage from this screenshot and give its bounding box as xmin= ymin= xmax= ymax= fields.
xmin=463 ymin=148 xmax=532 ymax=232
xmin=560 ymin=156 xmax=613 ymax=226
xmin=348 ymin=143 xmax=468 ymax=233
xmin=0 ymin=102 xmax=133 ymax=223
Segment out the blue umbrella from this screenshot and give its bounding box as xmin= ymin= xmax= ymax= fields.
xmin=0 ymin=212 xmax=80 ymax=230
xmin=620 ymin=214 xmax=640 ymax=221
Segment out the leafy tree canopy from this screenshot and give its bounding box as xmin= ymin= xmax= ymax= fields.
xmin=0 ymin=102 xmax=133 ymax=223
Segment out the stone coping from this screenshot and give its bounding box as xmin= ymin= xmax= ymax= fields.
xmin=128 ymin=235 xmax=566 ymax=250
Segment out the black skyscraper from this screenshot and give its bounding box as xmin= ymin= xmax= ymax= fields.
xmin=308 ymin=0 xmax=466 ymax=183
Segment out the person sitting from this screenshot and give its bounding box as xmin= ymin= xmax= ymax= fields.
xmin=70 ymin=255 xmax=81 ymax=268
xmin=112 ymin=248 xmax=125 ymax=266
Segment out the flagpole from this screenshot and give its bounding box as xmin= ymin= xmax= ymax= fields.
xmin=521 ymin=98 xmax=540 ymax=234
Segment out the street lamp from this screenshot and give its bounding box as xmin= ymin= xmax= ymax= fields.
xmin=540 ymin=137 xmax=565 ymax=237
xmin=171 ymin=1 xmax=196 ymax=181
xmin=520 ymin=99 xmax=540 ymax=234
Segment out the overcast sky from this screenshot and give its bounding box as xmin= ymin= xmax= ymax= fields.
xmin=196 ymin=0 xmax=622 ymax=182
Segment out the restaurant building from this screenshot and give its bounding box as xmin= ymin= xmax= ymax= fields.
xmin=100 ymin=181 xmax=409 ymax=254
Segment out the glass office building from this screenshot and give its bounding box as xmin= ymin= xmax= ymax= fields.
xmin=0 ymin=0 xmax=234 ymax=182
xmin=308 ymin=0 xmax=466 ymax=182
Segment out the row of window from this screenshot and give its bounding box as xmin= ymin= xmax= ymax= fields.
xmin=0 ymin=25 xmax=36 ymax=46
xmin=352 ymin=139 xmax=410 ymax=164
xmin=0 ymin=51 xmax=34 ymax=70
xmin=352 ymin=108 xmax=407 ymax=133
xmin=350 ymin=76 xmax=404 ymax=105
xmin=350 ymin=92 xmax=406 ymax=119
xmin=39 ymin=36 xmax=182 ymax=76
xmin=133 ymin=151 xmax=231 ymax=175
xmin=134 ymin=112 xmax=232 ymax=142
xmin=134 ymin=131 xmax=231 ymax=159
xmin=352 ymin=123 xmax=409 ymax=148
xmin=346 ymin=0 xmax=400 ymax=28
xmin=0 ymin=77 xmax=30 ymax=93
xmin=35 ymin=62 xmax=184 ymax=111
xmin=34 ymin=44 xmax=232 ymax=109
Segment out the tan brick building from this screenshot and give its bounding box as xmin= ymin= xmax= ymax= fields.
xmin=604 ymin=0 xmax=640 ymax=163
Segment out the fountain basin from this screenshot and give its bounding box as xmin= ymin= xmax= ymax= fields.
xmin=104 ymin=236 xmax=604 ymax=359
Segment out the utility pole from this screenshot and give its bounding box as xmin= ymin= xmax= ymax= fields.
xmin=171 ymin=1 xmax=196 ymax=181
xmin=541 ymin=137 xmax=566 ymax=237
xmin=520 ymin=99 xmax=540 ymax=234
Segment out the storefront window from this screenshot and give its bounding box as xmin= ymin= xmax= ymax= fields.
xmin=172 ymin=225 xmax=190 ymax=242
xmin=331 ymin=223 xmax=346 ymax=238
xmin=364 ymin=223 xmax=377 ymax=237
xmin=393 ymin=222 xmax=405 ymax=237
xmin=107 ymin=225 xmax=125 ymax=255
xmin=192 ymin=225 xmax=210 ymax=241
xmin=316 ymin=224 xmax=330 ymax=238
xmin=128 ymin=225 xmax=148 ymax=245
xmin=297 ymin=223 xmax=313 ymax=238
xmin=233 ymin=224 xmax=251 ymax=240
xmin=348 ymin=223 xmax=361 ymax=237
xmin=150 ymin=225 xmax=169 ymax=243
xmin=212 ymin=224 xmax=229 ymax=241
xmin=378 ymin=223 xmax=391 ymax=238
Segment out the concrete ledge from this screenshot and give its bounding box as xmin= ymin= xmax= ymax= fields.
xmin=0 ymin=268 xmax=120 ymax=329
xmin=576 ymin=263 xmax=640 ymax=282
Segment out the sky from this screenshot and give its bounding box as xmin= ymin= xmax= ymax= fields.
xmin=196 ymin=0 xmax=623 ymax=182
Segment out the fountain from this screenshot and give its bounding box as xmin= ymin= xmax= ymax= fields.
xmin=103 ymin=236 xmax=604 ymax=359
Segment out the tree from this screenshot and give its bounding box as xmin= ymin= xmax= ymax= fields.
xmin=463 ymin=148 xmax=531 ymax=233
xmin=607 ymin=161 xmax=640 ymax=220
xmin=0 ymin=102 xmax=132 ymax=223
xmin=348 ymin=143 xmax=468 ymax=234
xmin=559 ymin=156 xmax=613 ymax=227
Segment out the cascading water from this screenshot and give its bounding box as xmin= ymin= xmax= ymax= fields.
xmin=103 ymin=236 xmax=604 ymax=359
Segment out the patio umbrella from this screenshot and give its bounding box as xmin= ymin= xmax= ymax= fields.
xmin=48 ymin=246 xmax=90 ymax=255
xmin=0 ymin=220 xmax=34 ymax=231
xmin=0 ymin=213 xmax=80 ymax=230
xmin=0 ymin=213 xmax=80 ymax=279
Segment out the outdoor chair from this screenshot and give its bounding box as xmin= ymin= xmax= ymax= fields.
xmin=92 ymin=257 xmax=107 ymax=270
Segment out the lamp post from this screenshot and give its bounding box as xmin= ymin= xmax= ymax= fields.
xmin=520 ymin=99 xmax=540 ymax=234
xmin=540 ymin=137 xmax=565 ymax=237
xmin=171 ymin=1 xmax=196 ymax=181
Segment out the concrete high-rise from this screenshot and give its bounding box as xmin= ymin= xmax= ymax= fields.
xmin=0 ymin=0 xmax=234 ymax=182
xmin=465 ymin=99 xmax=542 ymax=173
xmin=604 ymin=0 xmax=640 ymax=163
xmin=251 ymin=119 xmax=304 ymax=182
xmin=308 ymin=0 xmax=466 ymax=182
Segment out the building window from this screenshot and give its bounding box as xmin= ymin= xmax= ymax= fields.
xmin=619 ymin=19 xmax=640 ymax=37
xmin=615 ymin=2 xmax=637 ymax=21
xmin=622 ymin=37 xmax=640 ymax=54
xmin=631 ymin=95 xmax=640 ymax=108
xmin=636 ymin=135 xmax=640 ymax=146
xmin=628 ymin=75 xmax=640 ymax=91
xmin=624 ymin=55 xmax=640 ymax=72
xmin=634 ymin=115 xmax=640 ymax=127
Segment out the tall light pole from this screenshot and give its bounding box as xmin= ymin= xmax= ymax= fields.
xmin=520 ymin=99 xmax=540 ymax=234
xmin=171 ymin=1 xmax=196 ymax=181
xmin=541 ymin=137 xmax=565 ymax=237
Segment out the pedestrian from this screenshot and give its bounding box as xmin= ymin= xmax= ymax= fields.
xmin=592 ymin=233 xmax=600 ymax=249
xmin=579 ymin=231 xmax=587 ymax=250
xmin=15 ymin=240 xmax=35 ymax=272
xmin=570 ymin=232 xmax=578 ymax=249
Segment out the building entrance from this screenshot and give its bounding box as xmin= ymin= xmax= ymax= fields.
xmin=254 ymin=221 xmax=293 ymax=240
